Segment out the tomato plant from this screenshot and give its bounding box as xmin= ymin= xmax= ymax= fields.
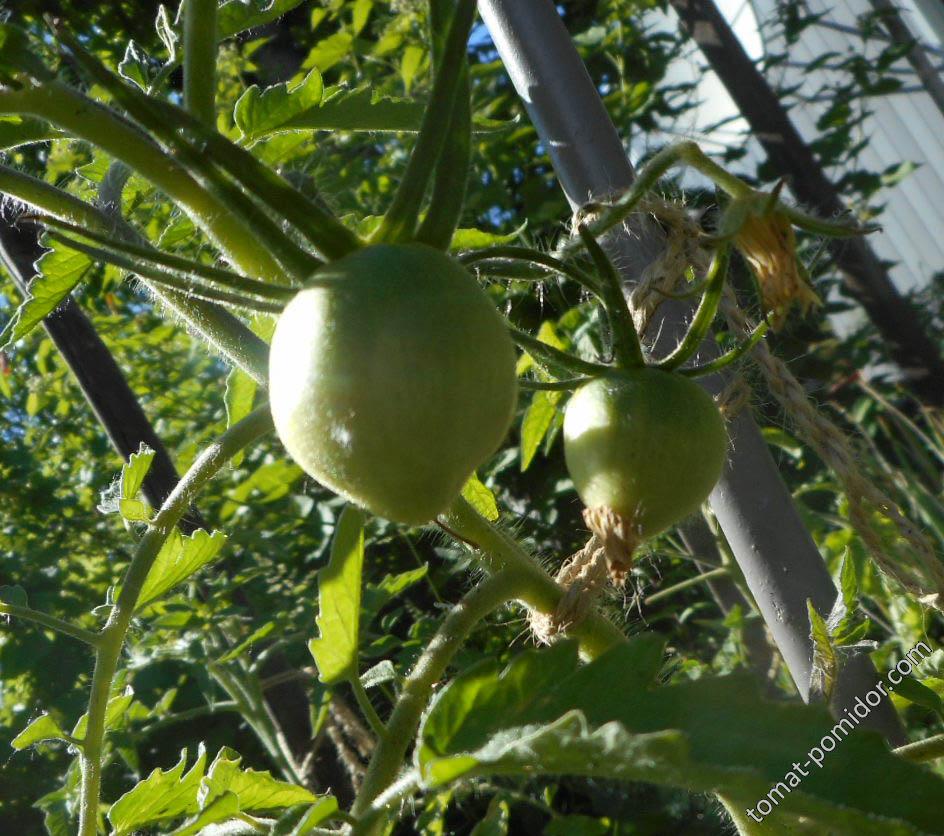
xmin=0 ymin=2 xmax=942 ymax=835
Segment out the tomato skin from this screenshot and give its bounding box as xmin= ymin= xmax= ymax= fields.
xmin=563 ymin=369 xmax=727 ymax=539
xmin=269 ymin=244 xmax=517 ymax=525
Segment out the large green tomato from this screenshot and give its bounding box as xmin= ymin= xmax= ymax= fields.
xmin=269 ymin=244 xmax=517 ymax=525
xmin=563 ymin=369 xmax=727 ymax=539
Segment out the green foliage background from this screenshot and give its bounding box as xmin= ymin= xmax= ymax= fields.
xmin=1 ymin=0 xmax=943 ymax=833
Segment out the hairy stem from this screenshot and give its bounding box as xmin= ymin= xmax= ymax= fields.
xmin=77 ymin=407 xmax=274 ymax=836
xmin=351 ymin=570 xmax=522 ymax=819
xmin=0 ymin=83 xmax=284 ymax=282
xmin=895 ymin=733 xmax=944 ymax=763
xmin=0 ymin=165 xmax=269 ymax=383
xmin=443 ymin=498 xmax=627 ymax=658
xmin=183 ymin=0 xmax=218 ymax=127
xmin=0 ymin=602 xmax=100 ymax=646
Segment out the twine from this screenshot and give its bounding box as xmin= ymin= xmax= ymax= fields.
xmin=530 ymin=534 xmax=610 ymax=644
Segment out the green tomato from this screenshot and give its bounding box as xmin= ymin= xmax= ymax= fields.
xmin=269 ymin=244 xmax=517 ymax=525
xmin=563 ymin=369 xmax=727 ymax=539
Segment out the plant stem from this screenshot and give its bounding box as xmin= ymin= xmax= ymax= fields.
xmin=644 ymin=567 xmax=730 ymax=606
xmin=349 ymin=677 xmax=388 ymax=742
xmin=575 ymin=141 xmax=752 ymax=249
xmin=460 ymin=246 xmax=602 ymax=296
xmin=374 ymin=0 xmax=477 ymax=242
xmin=351 ymin=570 xmax=522 ymax=819
xmin=443 ymin=498 xmax=627 ymax=658
xmin=0 ymin=602 xmax=100 ymax=646
xmin=0 ymin=165 xmax=269 ymax=383
xmin=577 ymin=224 xmax=645 ymax=368
xmin=0 ymin=84 xmax=285 ymax=282
xmin=509 ymin=328 xmax=609 ymax=377
xmin=46 ymin=231 xmax=285 ymax=313
xmin=77 ymin=407 xmax=274 ymax=836
xmin=183 ymin=0 xmax=218 ymax=127
xmin=895 ymin=733 xmax=944 ymax=763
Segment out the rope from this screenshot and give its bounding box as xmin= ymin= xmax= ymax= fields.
xmin=530 ymin=535 xmax=609 ymax=644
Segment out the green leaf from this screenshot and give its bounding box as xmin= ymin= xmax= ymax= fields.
xmin=461 ymin=473 xmax=499 ymax=522
xmin=0 ymin=584 xmax=29 ymax=608
xmin=169 ymin=792 xmax=240 ymax=836
xmin=888 ymin=673 xmax=943 ymax=716
xmin=217 ymin=0 xmax=309 ymax=40
xmin=351 ymin=0 xmax=373 ymax=35
xmin=136 ymin=529 xmax=228 ymax=610
xmin=119 ymin=443 xmax=155 ymax=523
xmin=303 ymin=31 xmax=354 ymax=73
xmin=71 ymin=690 xmax=137 ymax=740
xmin=118 ymin=40 xmax=156 ymax=91
xmin=215 ymin=621 xmax=276 ymax=664
xmin=450 ymin=225 xmax=525 ymax=251
xmin=361 ymin=660 xmax=397 ymax=689
xmin=155 ymin=5 xmax=178 ymax=60
xmin=520 ymin=389 xmax=562 ymax=471
xmin=470 ymin=798 xmax=509 ymax=836
xmin=224 ymin=366 xmax=257 ymax=467
xmin=108 ymin=746 xmax=206 ymax=835
xmin=309 ymin=506 xmax=366 ymax=684
xmin=284 ymin=88 xmax=425 ymax=134
xmin=234 ymin=67 xmax=324 ymax=141
xmin=11 ymin=713 xmax=66 ymax=750
xmin=400 ymin=45 xmax=424 ymax=95
xmin=1 ymin=238 xmax=92 ymax=349
xmin=807 ymin=600 xmax=837 ymax=702
xmin=419 ymin=639 xmax=944 ymax=833
xmin=273 ymin=796 xmax=340 ymax=834
xmin=200 ymin=747 xmax=318 ymax=811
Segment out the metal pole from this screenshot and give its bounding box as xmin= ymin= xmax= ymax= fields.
xmin=479 ymin=0 xmax=905 ymax=743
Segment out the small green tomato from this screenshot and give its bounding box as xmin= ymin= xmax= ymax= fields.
xmin=269 ymin=244 xmax=517 ymax=525
xmin=563 ymin=369 xmax=727 ymax=540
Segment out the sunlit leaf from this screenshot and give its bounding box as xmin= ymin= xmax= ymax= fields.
xmin=199 ymin=747 xmax=318 ymax=811
xmin=1 ymin=238 xmax=92 ymax=350
xmin=136 ymin=529 xmax=228 ymax=610
xmin=461 ymin=473 xmax=499 ymax=522
xmin=234 ymin=67 xmax=324 ymax=141
xmin=108 ymin=746 xmax=206 ymax=835
xmin=11 ymin=713 xmax=66 ymax=750
xmin=419 ymin=639 xmax=944 ymax=833
xmin=308 ymin=506 xmax=365 ymax=684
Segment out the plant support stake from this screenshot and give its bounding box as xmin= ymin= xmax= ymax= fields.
xmin=479 ymin=0 xmax=905 ymax=744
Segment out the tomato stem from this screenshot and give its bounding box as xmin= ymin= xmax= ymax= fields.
xmin=351 ymin=570 xmax=523 ymax=822
xmin=51 ymin=22 xmax=357 ymax=262
xmin=510 ymin=327 xmax=610 ymax=378
xmin=656 ymin=245 xmax=731 ymax=371
xmin=0 ymin=164 xmax=270 ymax=384
xmin=0 ymin=601 xmax=100 ymax=647
xmin=349 ymin=676 xmax=389 ymax=743
xmin=461 ymin=246 xmax=603 ymax=296
xmin=30 ymin=215 xmax=295 ymax=299
xmin=77 ymin=407 xmax=274 ymax=836
xmin=182 ymin=0 xmax=218 ymax=128
xmin=519 ymin=376 xmax=590 ymax=391
xmin=416 ymin=0 xmax=472 ymax=249
xmin=895 ymin=733 xmax=944 ymax=764
xmin=577 ymin=224 xmax=646 ymax=368
xmin=679 ymin=321 xmax=769 ymax=378
xmin=0 ymin=83 xmax=288 ymax=283
xmin=46 ymin=231 xmax=288 ymax=314
xmin=374 ymin=0 xmax=477 ymax=243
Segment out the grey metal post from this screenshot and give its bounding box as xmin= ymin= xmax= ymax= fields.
xmin=479 ymin=0 xmax=905 ymax=743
